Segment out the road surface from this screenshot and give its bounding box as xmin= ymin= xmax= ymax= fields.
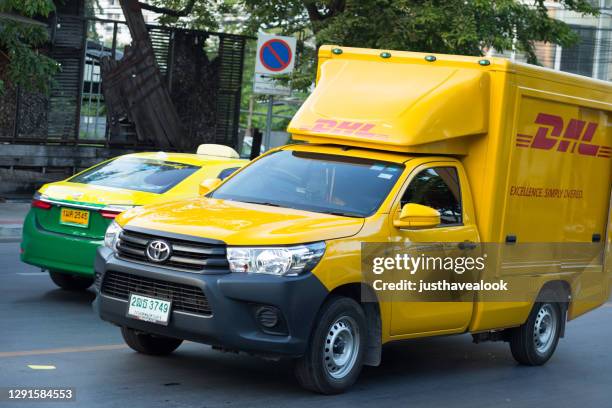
xmin=0 ymin=241 xmax=610 ymax=407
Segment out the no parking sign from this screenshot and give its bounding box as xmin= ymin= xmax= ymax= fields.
xmin=259 ymin=39 xmax=293 ymax=72
xmin=254 ymin=34 xmax=296 ymax=95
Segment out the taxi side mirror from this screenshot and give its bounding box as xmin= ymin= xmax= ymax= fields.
xmin=393 ymin=203 xmax=441 ymax=229
xmin=199 ymin=178 xmax=222 ymax=195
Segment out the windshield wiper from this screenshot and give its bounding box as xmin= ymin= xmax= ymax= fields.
xmin=321 ymin=210 xmax=363 ymax=218
xmin=237 ymin=199 xmax=362 ymax=217
xmin=241 ymin=200 xmax=282 ymax=207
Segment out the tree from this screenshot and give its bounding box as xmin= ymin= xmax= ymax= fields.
xmin=140 ymin=0 xmax=599 ymax=130
xmin=139 ymin=0 xmax=237 ymax=30
xmin=0 ymin=0 xmax=59 ymax=93
xmin=241 ymin=0 xmax=599 ymax=90
xmin=1 ymin=1 xmax=599 ymax=101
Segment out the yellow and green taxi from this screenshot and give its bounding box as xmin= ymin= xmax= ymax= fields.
xmin=21 ymin=145 xmax=246 ymax=291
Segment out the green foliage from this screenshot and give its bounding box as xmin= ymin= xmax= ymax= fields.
xmin=145 ymin=0 xmax=238 ymax=30
xmin=241 ymin=0 xmax=599 ymax=90
xmin=0 ymin=0 xmax=600 ymax=99
xmin=150 ymin=1 xmax=598 ymax=130
xmin=4 ymin=0 xmax=55 ymax=17
xmin=0 ymin=0 xmax=60 ymax=93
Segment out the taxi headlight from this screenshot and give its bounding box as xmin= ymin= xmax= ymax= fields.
xmin=104 ymin=220 xmax=123 ymax=250
xmin=227 ymin=242 xmax=326 ymax=276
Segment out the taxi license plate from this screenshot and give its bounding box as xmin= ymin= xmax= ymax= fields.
xmin=59 ymin=207 xmax=90 ymax=227
xmin=127 ymin=293 xmax=172 ymax=326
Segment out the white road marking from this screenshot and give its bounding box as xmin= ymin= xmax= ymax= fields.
xmin=16 ymin=272 xmax=47 ymax=276
xmin=27 ymin=365 xmax=56 ymax=370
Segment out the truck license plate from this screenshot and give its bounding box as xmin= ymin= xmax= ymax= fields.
xmin=127 ymin=293 xmax=172 ymax=326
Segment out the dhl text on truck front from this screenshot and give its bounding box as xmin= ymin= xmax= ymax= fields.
xmin=93 ymin=46 xmax=612 ymax=394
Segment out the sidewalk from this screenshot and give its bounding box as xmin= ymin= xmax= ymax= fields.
xmin=0 ymin=201 xmax=30 ymax=241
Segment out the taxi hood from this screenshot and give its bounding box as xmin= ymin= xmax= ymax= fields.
xmin=116 ymin=197 xmax=365 ymax=245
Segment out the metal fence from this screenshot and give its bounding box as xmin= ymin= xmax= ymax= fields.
xmin=0 ymin=15 xmax=247 ymax=150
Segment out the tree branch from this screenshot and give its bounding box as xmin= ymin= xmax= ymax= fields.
xmin=138 ymin=0 xmax=197 ymax=17
xmin=0 ymin=50 xmax=10 ymax=62
xmin=0 ymin=12 xmax=48 ymax=27
xmin=328 ymin=0 xmax=346 ymax=18
xmin=302 ymin=0 xmax=346 ymax=21
xmin=303 ymin=1 xmax=324 ymax=22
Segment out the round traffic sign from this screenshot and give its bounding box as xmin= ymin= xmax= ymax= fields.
xmin=259 ymin=39 xmax=293 ymax=72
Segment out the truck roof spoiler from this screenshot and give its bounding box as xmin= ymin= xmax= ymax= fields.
xmin=288 ymin=45 xmax=493 ymax=154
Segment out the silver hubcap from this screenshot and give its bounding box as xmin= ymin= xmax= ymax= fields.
xmin=323 ymin=316 xmax=360 ymax=379
xmin=533 ymin=304 xmax=558 ymax=355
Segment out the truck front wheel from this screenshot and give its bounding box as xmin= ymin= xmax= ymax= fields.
xmin=121 ymin=327 xmax=183 ymax=356
xmin=509 ymin=301 xmax=562 ymax=365
xmin=294 ymin=296 xmax=366 ymax=394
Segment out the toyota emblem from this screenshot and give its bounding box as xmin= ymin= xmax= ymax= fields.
xmin=146 ymin=240 xmax=172 ymax=262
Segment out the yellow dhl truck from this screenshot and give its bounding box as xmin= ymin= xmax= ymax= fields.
xmin=94 ymin=46 xmax=612 ymax=394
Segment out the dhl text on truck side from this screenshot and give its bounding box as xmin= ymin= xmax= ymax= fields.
xmin=93 ymin=46 xmax=612 ymax=394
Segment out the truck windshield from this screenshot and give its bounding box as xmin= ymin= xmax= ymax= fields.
xmin=210 ymin=150 xmax=403 ymax=217
xmin=69 ymin=158 xmax=199 ymax=194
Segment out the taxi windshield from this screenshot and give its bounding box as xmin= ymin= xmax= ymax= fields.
xmin=210 ymin=150 xmax=403 ymax=217
xmin=69 ymin=157 xmax=200 ymax=194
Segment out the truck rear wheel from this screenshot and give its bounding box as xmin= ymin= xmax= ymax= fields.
xmin=49 ymin=270 xmax=93 ymax=291
xmin=294 ymin=296 xmax=366 ymax=394
xmin=121 ymin=327 xmax=183 ymax=356
xmin=509 ymin=301 xmax=562 ymax=366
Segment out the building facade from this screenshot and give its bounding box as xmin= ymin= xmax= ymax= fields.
xmin=534 ymin=1 xmax=612 ymax=81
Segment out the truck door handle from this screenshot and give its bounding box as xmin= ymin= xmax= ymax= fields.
xmin=458 ymin=241 xmax=477 ymax=250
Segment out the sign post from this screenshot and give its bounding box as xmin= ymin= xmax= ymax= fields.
xmin=265 ymin=96 xmax=274 ymax=152
xmin=253 ymin=34 xmax=297 ymax=148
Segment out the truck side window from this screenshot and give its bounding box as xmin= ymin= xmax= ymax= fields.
xmin=401 ymin=167 xmax=462 ymax=225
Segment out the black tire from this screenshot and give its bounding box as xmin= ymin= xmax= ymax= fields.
xmin=294 ymin=296 xmax=367 ymax=394
xmin=49 ymin=270 xmax=94 ymax=291
xmin=509 ymin=298 xmax=562 ymax=366
xmin=121 ymin=327 xmax=183 ymax=356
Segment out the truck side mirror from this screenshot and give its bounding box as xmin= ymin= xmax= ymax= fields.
xmin=393 ymin=203 xmax=441 ymax=229
xmin=199 ymin=178 xmax=222 ymax=195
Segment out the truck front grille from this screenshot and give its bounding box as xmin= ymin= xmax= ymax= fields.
xmin=101 ymin=270 xmax=212 ymax=316
xmin=116 ymin=229 xmax=228 ymax=273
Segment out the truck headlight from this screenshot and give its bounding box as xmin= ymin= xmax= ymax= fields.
xmin=227 ymin=242 xmax=326 ymax=276
xmin=104 ymin=220 xmax=123 ymax=250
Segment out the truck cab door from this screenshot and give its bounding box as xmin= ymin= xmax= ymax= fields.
xmin=388 ymin=160 xmax=480 ymax=337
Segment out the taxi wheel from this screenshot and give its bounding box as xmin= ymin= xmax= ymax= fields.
xmin=49 ymin=270 xmax=93 ymax=291
xmin=294 ymin=296 xmax=366 ymax=395
xmin=121 ymin=327 xmax=183 ymax=356
xmin=509 ymin=300 xmax=562 ymax=366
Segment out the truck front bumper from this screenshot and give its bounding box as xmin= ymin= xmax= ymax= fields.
xmin=93 ymin=247 xmax=329 ymax=358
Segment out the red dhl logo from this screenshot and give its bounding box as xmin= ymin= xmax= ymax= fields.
xmin=299 ymin=119 xmax=389 ymax=140
xmin=517 ymin=113 xmax=610 ymax=159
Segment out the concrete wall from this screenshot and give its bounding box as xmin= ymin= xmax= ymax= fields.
xmin=0 ymin=144 xmax=137 ymax=196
